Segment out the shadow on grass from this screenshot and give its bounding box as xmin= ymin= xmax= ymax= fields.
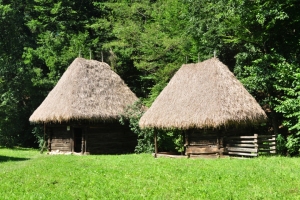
xmin=0 ymin=155 xmax=30 ymax=162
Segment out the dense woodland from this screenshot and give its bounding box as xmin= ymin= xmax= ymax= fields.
xmin=0 ymin=0 xmax=300 ymax=155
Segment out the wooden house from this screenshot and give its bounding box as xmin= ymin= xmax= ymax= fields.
xmin=29 ymin=58 xmax=138 ymax=154
xmin=139 ymin=58 xmax=274 ymax=157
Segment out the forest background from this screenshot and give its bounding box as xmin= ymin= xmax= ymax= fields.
xmin=0 ymin=0 xmax=300 ymax=155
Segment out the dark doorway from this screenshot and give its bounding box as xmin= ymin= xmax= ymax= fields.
xmin=74 ymin=128 xmax=82 ymax=153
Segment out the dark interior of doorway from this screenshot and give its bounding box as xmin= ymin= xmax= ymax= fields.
xmin=74 ymin=128 xmax=82 ymax=153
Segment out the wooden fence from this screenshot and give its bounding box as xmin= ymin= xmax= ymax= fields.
xmin=225 ymin=134 xmax=276 ymax=157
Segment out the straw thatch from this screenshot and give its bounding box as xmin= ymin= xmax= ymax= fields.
xmin=139 ymin=58 xmax=267 ymax=129
xmin=30 ymin=58 xmax=138 ymax=123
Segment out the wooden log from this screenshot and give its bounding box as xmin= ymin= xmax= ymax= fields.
xmin=185 ymin=130 xmax=190 ymax=158
xmin=189 ymin=141 xmax=217 ymax=146
xmin=228 ymin=152 xmax=258 ymax=157
xmin=226 ymin=147 xmax=258 ymax=153
xmin=186 ymin=145 xmax=218 ymax=149
xmin=189 ymin=154 xmax=220 ymax=159
xmin=226 ymin=136 xmax=256 ymax=139
xmin=71 ymin=127 xmax=74 ymax=152
xmin=227 ymin=143 xmax=258 ymax=148
xmin=85 ymin=127 xmax=87 ymax=154
xmin=152 ymin=153 xmax=187 ymax=158
xmin=186 ymin=146 xmax=224 ymax=154
xmin=226 ymin=140 xmax=255 ymax=144
xmin=154 ymin=130 xmax=158 ymax=158
xmin=81 ymin=131 xmax=84 ymax=154
xmin=52 ymin=143 xmax=70 ymax=147
xmin=254 ymin=134 xmax=258 ymax=153
xmin=48 ymin=127 xmax=52 ymax=152
xmin=51 ymin=147 xmax=71 ymax=151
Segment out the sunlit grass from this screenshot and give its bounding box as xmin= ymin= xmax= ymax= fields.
xmin=0 ymin=148 xmax=299 ymax=199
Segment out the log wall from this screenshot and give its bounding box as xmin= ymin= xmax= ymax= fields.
xmin=46 ymin=122 xmax=137 ymax=154
xmin=185 ymin=129 xmax=224 ymax=157
xmin=184 ymin=128 xmax=276 ymax=158
xmin=225 ymin=134 xmax=276 ymax=157
xmin=47 ymin=126 xmax=72 ymax=152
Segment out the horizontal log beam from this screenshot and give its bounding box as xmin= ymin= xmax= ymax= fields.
xmin=227 ymin=147 xmax=258 ymax=153
xmin=228 ymin=152 xmax=258 ymax=157
xmin=227 ymin=144 xmax=258 ymax=148
xmin=226 ymin=140 xmax=255 ymax=144
xmin=186 ymin=147 xmax=224 ymax=154
xmin=226 ymin=136 xmax=256 ymax=139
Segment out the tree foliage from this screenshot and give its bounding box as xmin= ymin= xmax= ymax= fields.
xmin=1 ymin=0 xmax=300 ymax=155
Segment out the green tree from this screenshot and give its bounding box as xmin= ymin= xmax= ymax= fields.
xmin=0 ymin=0 xmax=37 ymax=146
xmin=186 ymin=0 xmax=300 ymax=155
xmin=102 ymin=0 xmax=190 ymax=104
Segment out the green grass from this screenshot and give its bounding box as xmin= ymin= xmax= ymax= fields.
xmin=0 ymin=148 xmax=299 ymax=199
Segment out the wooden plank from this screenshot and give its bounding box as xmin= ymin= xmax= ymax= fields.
xmin=226 ymin=136 xmax=256 ymax=139
xmin=186 ymin=147 xmax=223 ymax=154
xmin=226 ymin=140 xmax=255 ymax=144
xmin=154 ymin=130 xmax=158 ymax=158
xmin=51 ymin=147 xmax=71 ymax=151
xmin=227 ymin=147 xmax=258 ymax=153
xmin=228 ymin=152 xmax=258 ymax=157
xmin=152 ymin=153 xmax=187 ymax=158
xmin=52 ymin=144 xmax=70 ymax=148
xmin=227 ymin=144 xmax=258 ymax=148
xmin=189 ymin=144 xmax=217 ymax=148
xmin=189 ymin=154 xmax=220 ymax=159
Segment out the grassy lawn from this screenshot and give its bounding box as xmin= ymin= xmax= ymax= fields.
xmin=0 ymin=148 xmax=299 ymax=199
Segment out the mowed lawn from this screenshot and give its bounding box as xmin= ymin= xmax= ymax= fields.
xmin=0 ymin=148 xmax=299 ymax=199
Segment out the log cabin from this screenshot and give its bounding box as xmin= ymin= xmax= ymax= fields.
xmin=139 ymin=58 xmax=271 ymax=157
xmin=30 ymin=58 xmax=138 ymax=154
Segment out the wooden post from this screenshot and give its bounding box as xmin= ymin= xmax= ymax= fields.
xmin=182 ymin=131 xmax=185 ymax=155
xmin=216 ymin=134 xmax=220 ymax=158
xmin=48 ymin=127 xmax=51 ymax=152
xmin=40 ymin=123 xmax=46 ymax=154
xmin=81 ymin=128 xmax=85 ymax=154
xmin=217 ymin=130 xmax=223 ymax=157
xmin=71 ymin=126 xmax=74 ymax=153
xmin=185 ymin=130 xmax=190 ymax=158
xmin=272 ymin=135 xmax=276 ymax=154
xmin=154 ymin=130 xmax=158 ymax=158
xmin=43 ymin=123 xmax=46 ymax=147
xmin=254 ymin=134 xmax=258 ymax=157
xmin=84 ymin=127 xmax=87 ymax=154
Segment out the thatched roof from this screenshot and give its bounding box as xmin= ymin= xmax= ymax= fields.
xmin=29 ymin=58 xmax=138 ymax=123
xmin=139 ymin=58 xmax=267 ymax=129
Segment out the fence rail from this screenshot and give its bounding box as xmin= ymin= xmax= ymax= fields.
xmin=225 ymin=134 xmax=276 ymax=157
